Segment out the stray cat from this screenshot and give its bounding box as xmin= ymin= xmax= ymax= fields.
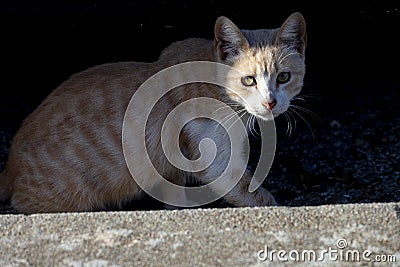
xmin=0 ymin=12 xmax=306 ymax=213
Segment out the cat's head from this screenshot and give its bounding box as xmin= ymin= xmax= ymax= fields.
xmin=214 ymin=12 xmax=307 ymax=120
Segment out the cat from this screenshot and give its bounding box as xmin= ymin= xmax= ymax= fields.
xmin=0 ymin=12 xmax=306 ymax=213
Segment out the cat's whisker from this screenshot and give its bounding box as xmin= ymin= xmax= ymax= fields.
xmin=288 ymin=109 xmax=297 ymax=134
xmin=289 ymin=107 xmax=316 ymax=140
xmin=215 ymin=109 xmax=244 ymax=129
xmin=290 ymin=104 xmax=320 ymax=122
xmin=224 ymin=110 xmax=247 ymax=135
xmin=301 ymin=93 xmax=321 ymax=97
xmin=247 ymin=115 xmax=256 ymax=137
xmin=245 ymin=115 xmax=256 ymax=138
xmin=252 ymin=115 xmax=261 ymax=136
xmin=245 ymin=115 xmax=250 ymax=135
xmin=211 ymin=105 xmax=236 ymax=115
xmin=285 ymin=110 xmax=297 ymax=138
xmin=225 ymin=102 xmax=243 ymax=107
xmin=293 ymin=94 xmax=321 ymax=101
xmin=250 ymin=115 xmax=260 ymax=137
xmin=211 ymin=102 xmax=243 ymax=117
xmin=286 ymin=112 xmax=296 ymax=138
xmin=247 ymin=115 xmax=254 ymax=137
xmin=292 ymin=96 xmax=307 ymax=102
xmin=219 ymin=109 xmax=246 ymax=127
xmin=282 ymin=112 xmax=292 ymax=138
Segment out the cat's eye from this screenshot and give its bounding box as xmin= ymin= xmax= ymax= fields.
xmin=277 ymin=72 xmax=291 ymax=84
xmin=241 ymin=76 xmax=257 ymax=86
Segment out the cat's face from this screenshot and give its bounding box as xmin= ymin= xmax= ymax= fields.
xmin=214 ymin=13 xmax=307 ymax=121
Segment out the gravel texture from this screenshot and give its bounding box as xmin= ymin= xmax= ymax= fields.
xmin=266 ymin=84 xmax=400 ymax=206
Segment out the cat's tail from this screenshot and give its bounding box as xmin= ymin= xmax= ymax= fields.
xmin=0 ymin=170 xmax=13 ymax=201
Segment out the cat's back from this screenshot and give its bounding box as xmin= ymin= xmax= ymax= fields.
xmin=16 ymin=61 xmax=154 ymax=144
xmin=158 ymin=38 xmax=213 ymax=63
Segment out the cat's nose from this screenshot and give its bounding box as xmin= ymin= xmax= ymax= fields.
xmin=262 ymin=99 xmax=277 ymax=110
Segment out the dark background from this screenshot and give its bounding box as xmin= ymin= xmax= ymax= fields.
xmin=1 ymin=0 xmax=399 ymax=127
xmin=1 ymin=1 xmax=399 ymax=209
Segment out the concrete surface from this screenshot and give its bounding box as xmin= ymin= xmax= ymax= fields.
xmin=1 ymin=202 xmax=399 ymax=266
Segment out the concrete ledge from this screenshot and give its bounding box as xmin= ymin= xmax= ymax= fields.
xmin=1 ymin=202 xmax=399 ymax=266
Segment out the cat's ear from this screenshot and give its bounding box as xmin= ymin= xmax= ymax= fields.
xmin=275 ymin=12 xmax=307 ymax=55
xmin=214 ymin=16 xmax=249 ymax=61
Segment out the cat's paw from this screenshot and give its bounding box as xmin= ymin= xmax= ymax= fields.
xmin=253 ymin=188 xmax=278 ymax=207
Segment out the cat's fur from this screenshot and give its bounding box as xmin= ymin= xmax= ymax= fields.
xmin=0 ymin=13 xmax=306 ymax=213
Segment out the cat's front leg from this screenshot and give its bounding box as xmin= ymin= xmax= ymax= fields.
xmin=195 ymin=167 xmax=277 ymax=207
xmin=220 ymin=170 xmax=277 ymax=207
xmin=182 ymin=118 xmax=277 ymax=207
